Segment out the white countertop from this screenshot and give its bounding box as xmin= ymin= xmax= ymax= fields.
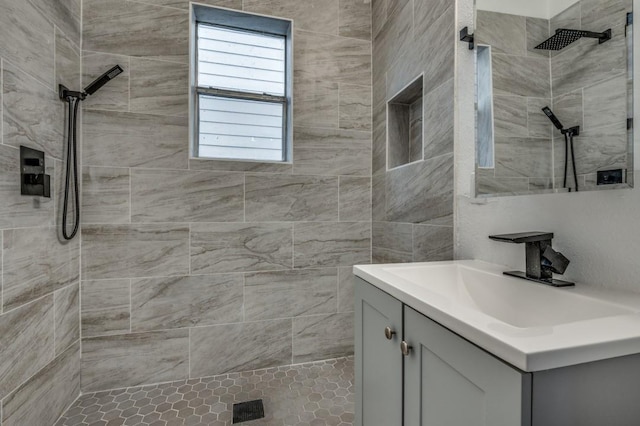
xmin=354 ymin=260 xmax=640 ymax=372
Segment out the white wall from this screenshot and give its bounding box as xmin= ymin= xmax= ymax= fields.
xmin=455 ymin=0 xmax=640 ymax=292
xmin=476 ymin=0 xmax=579 ymax=19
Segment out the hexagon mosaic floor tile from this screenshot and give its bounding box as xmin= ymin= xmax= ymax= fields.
xmin=56 ymin=356 xmax=354 ymax=426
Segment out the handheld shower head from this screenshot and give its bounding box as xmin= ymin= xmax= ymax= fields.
xmin=542 ymin=106 xmax=564 ymax=130
xmin=84 ymin=65 xmax=123 ymax=96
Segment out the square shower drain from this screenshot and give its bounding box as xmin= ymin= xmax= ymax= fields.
xmin=233 ymin=399 xmax=265 ymax=423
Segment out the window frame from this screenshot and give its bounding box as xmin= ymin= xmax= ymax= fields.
xmin=190 ymin=5 xmax=293 ymax=163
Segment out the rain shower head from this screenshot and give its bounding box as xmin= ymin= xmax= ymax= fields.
xmin=535 ymin=28 xmax=612 ymax=51
xmin=542 ymin=106 xmax=564 ymax=130
xmin=84 ymin=65 xmax=124 ymax=96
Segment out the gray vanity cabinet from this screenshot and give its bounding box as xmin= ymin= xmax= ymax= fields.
xmin=355 ymin=277 xmax=531 ymax=426
xmin=355 ymin=277 xmax=403 ymax=426
xmin=403 ymin=306 xmax=531 ymax=426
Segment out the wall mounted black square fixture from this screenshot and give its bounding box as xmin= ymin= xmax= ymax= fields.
xmin=460 ymin=27 xmax=475 ymax=50
xmin=20 ymin=146 xmax=50 ymax=198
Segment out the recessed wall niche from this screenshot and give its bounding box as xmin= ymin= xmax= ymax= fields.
xmin=387 ymin=75 xmax=424 ymax=170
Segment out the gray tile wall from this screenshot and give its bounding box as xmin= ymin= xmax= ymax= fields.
xmin=475 ymin=10 xmax=555 ymax=195
xmin=371 ymin=0 xmax=455 ymax=264
xmin=80 ymin=0 xmax=372 ymax=393
xmin=476 ymin=0 xmax=632 ymax=195
xmin=550 ymin=0 xmax=631 ymax=190
xmin=0 ymin=0 xmax=82 ymax=425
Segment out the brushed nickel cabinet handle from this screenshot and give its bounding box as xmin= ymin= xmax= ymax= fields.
xmin=384 ymin=326 xmax=396 ymax=340
xmin=401 ymin=341 xmax=412 ymax=356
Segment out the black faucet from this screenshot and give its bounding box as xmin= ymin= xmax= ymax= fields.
xmin=488 ymin=232 xmax=574 ymax=287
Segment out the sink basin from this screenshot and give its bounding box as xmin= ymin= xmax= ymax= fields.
xmin=382 ymin=263 xmax=635 ymax=328
xmin=354 ymin=260 xmax=640 ymax=371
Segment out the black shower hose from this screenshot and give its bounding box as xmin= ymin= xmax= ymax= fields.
xmin=563 ymin=132 xmax=579 ymax=192
xmin=62 ymin=97 xmax=81 ymax=240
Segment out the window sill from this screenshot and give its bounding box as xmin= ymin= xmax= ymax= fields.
xmin=189 ymin=157 xmax=293 ymax=173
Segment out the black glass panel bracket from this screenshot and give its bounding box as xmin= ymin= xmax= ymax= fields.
xmin=460 ymin=27 xmax=475 ymax=50
xmin=535 ymin=28 xmax=612 ymax=51
xmin=20 ymin=146 xmax=50 ymax=198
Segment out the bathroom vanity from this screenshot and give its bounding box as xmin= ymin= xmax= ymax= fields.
xmin=354 ymin=261 xmax=640 ymax=426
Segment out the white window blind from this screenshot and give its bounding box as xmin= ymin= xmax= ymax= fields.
xmin=196 ymin=23 xmax=287 ymax=161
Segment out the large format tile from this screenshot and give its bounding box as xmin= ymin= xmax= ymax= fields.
xmin=339 ymin=83 xmax=372 ymax=131
xmin=0 ymin=297 xmax=54 ymax=400
xmin=372 ymin=0 xmax=387 ymax=39
xmin=495 ymin=137 xmax=553 ymax=178
xmin=244 ymin=0 xmax=338 ymax=35
xmin=54 ymin=284 xmax=80 ymax=355
xmin=550 ymin=2 xmax=581 ymax=33
xmin=581 ymin=0 xmax=631 ymax=32
xmin=83 ymin=110 xmax=188 ymax=169
xmin=573 ymin=123 xmax=628 ymax=175
xmin=0 ymin=146 xmax=54 ymax=229
xmin=82 ymin=330 xmax=189 ymax=392
xmin=423 ymin=78 xmax=454 ymax=159
xmin=130 ymin=57 xmax=189 ymax=116
xmin=0 ymin=0 xmax=54 ymax=87
xmin=372 ymin=221 xmax=413 ymax=264
xmin=244 ymin=269 xmax=338 ymax=321
xmin=131 ymin=274 xmax=243 ymax=331
xmin=493 ymin=54 xmax=551 ymax=98
xmin=526 ymin=17 xmax=550 ymax=57
xmin=190 ymin=223 xmax=293 ymax=274
xmin=476 ymin=10 xmax=526 ymax=55
xmin=83 ymin=0 xmax=189 ymax=63
xmin=339 ymin=176 xmax=372 ymax=221
xmin=82 ymin=52 xmax=130 ymax=112
xmin=493 ymin=95 xmax=528 ymax=138
xmin=293 ymin=127 xmax=371 ymax=176
xmin=81 ymin=279 xmax=131 ymax=338
xmin=28 ymin=0 xmax=81 ymax=42
xmin=552 ymin=90 xmax=584 ymax=137
xmin=245 ymin=174 xmax=338 ymax=222
xmin=583 ymin=74 xmax=627 ymax=131
xmin=293 ymin=313 xmax=354 ymax=363
xmin=293 ymin=79 xmax=339 ymax=129
xmin=412 ymin=225 xmax=454 ymax=262
xmin=2 ymin=341 xmax=79 ymax=426
xmin=131 ymin=169 xmax=244 ymax=222
xmin=338 ymin=266 xmax=355 ymax=313
xmin=293 ymin=222 xmax=371 ymax=268
xmin=3 ymin=63 xmax=64 ymax=160
xmin=385 ymin=154 xmax=454 ymax=225
xmin=551 ymin=27 xmax=627 ymax=96
xmin=294 ymin=30 xmax=371 ymax=85
xmin=339 ymin=0 xmax=372 ymax=40
xmin=82 ymin=167 xmax=130 ymax=224
xmin=527 ymin=97 xmax=553 ymax=139
xmin=82 ymin=224 xmax=190 ymax=279
xmin=3 ymin=227 xmax=77 ymax=311
xmin=373 ymin=0 xmax=413 ymax=74
xmin=385 ymin=5 xmax=454 ymax=101
xmin=190 ymin=319 xmax=292 ymax=377
xmin=55 ymin=29 xmax=81 ymax=91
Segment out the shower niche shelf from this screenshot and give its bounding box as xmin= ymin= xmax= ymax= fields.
xmin=387 ymin=75 xmax=424 ymax=170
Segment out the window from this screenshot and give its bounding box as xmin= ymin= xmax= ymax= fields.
xmin=192 ymin=6 xmax=292 ymax=162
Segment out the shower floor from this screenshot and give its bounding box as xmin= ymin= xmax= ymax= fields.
xmin=56 ymin=356 xmax=354 ymax=426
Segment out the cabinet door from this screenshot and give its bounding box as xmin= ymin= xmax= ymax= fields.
xmin=355 ymin=278 xmax=403 ymax=426
xmin=403 ymin=307 xmax=531 ymax=426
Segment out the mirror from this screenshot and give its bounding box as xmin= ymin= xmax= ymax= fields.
xmin=474 ymin=0 xmax=634 ymax=197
